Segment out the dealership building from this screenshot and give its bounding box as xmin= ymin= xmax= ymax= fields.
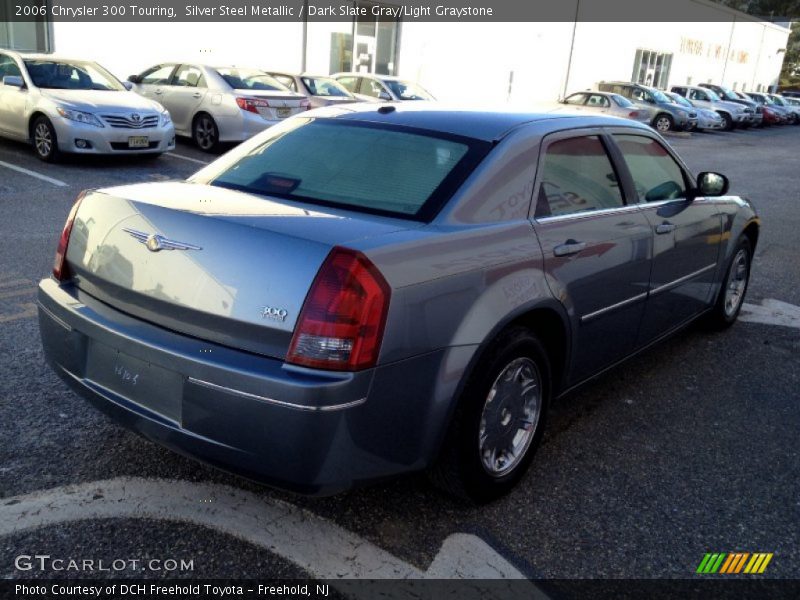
xmin=1 ymin=1 xmax=791 ymax=104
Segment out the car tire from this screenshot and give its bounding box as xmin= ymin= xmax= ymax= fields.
xmin=31 ymin=116 xmax=60 ymax=162
xmin=654 ymin=113 xmax=674 ymax=133
xmin=428 ymin=326 xmax=551 ymax=503
xmin=705 ymin=235 xmax=752 ymax=330
xmin=719 ymin=113 xmax=735 ymax=131
xmin=193 ymin=113 xmax=220 ymax=152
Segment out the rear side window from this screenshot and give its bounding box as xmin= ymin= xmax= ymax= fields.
xmin=202 ymin=119 xmax=489 ymax=220
xmin=337 ymin=76 xmax=358 ymax=92
xmin=614 ymin=135 xmax=687 ymax=202
xmin=535 ymin=136 xmax=625 ymax=219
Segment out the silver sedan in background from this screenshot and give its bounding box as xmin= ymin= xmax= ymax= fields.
xmin=665 ymin=92 xmax=724 ymax=131
xmin=0 ymin=51 xmax=174 ymax=161
xmin=556 ymin=91 xmax=653 ymax=125
xmin=333 ymin=73 xmax=435 ymax=102
xmin=267 ymin=72 xmax=358 ymax=108
xmin=129 ymin=64 xmax=309 ymax=151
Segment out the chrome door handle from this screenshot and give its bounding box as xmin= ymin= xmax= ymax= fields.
xmin=554 ymin=240 xmax=587 ymax=257
xmin=192 ymin=92 xmax=202 ymax=98
xmin=655 ymin=222 xmax=677 ymax=234
xmin=154 ymin=89 xmax=163 ymax=95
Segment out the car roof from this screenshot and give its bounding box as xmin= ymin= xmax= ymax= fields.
xmin=304 ymin=102 xmax=651 ymax=142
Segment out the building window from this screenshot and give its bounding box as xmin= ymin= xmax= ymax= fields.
xmin=631 ymin=49 xmax=673 ymax=89
xmin=305 ymin=1 xmax=400 ymax=76
xmin=0 ymin=3 xmax=50 ymax=52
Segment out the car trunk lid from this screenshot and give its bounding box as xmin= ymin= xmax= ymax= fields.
xmin=65 ymin=182 xmax=412 ymax=359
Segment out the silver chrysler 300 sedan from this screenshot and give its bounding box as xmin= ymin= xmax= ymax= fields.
xmin=0 ymin=51 xmax=175 ymax=161
xmin=38 ymin=105 xmax=759 ymax=502
xmin=129 ymin=64 xmax=310 ymax=151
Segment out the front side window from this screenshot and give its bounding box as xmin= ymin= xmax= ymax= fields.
xmin=384 ymin=79 xmax=434 ymax=101
xmin=0 ymin=55 xmax=22 ymax=80
xmin=173 ymin=65 xmax=205 ymax=88
xmin=337 ymin=76 xmax=358 ymax=92
xmin=565 ymin=93 xmax=588 ymax=105
xmin=535 ymin=135 xmax=625 ymax=219
xmin=301 ymin=77 xmax=351 ymax=97
xmin=140 ymin=64 xmax=175 ymax=85
xmin=614 ymin=135 xmax=687 ymax=202
xmin=24 ymin=60 xmax=124 ymax=91
xmin=194 ymin=118 xmax=487 ymax=220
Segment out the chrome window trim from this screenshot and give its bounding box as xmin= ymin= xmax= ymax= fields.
xmin=535 ymin=204 xmax=642 ymax=224
xmin=187 ymin=377 xmax=366 ymax=412
xmin=649 ymin=263 xmax=717 ymax=296
xmin=581 ymin=292 xmax=648 ymax=323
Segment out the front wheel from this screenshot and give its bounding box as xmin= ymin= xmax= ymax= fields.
xmin=193 ymin=113 xmax=219 ymax=152
xmin=654 ymin=114 xmax=674 ymax=133
xmin=719 ymin=113 xmax=735 ymax=131
xmin=429 ymin=327 xmax=551 ymax=503
xmin=32 ymin=116 xmax=59 ymax=162
xmin=705 ymin=236 xmax=752 ymax=330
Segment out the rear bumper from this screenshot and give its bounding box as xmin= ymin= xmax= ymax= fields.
xmin=38 ymin=278 xmax=461 ymax=495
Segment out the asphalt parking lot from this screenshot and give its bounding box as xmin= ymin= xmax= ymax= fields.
xmin=1 ymin=125 xmax=799 ymax=581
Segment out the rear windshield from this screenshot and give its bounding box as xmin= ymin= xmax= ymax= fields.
xmin=215 ymin=67 xmax=287 ymax=91
xmin=196 ymin=118 xmax=488 ymax=220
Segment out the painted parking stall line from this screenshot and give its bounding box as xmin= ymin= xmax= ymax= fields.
xmin=740 ymin=299 xmax=800 ymax=330
xmin=166 ymin=152 xmax=210 ymax=165
xmin=0 ymin=477 xmax=531 ymax=584
xmin=0 ymin=159 xmax=68 ymax=187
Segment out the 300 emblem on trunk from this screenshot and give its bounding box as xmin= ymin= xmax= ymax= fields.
xmin=261 ymin=306 xmax=288 ymax=322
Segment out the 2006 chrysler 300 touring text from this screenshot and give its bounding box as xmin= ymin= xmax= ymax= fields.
xmin=38 ymin=104 xmax=759 ymax=502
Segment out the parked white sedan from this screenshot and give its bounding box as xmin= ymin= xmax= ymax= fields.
xmin=129 ymin=64 xmax=310 ymax=151
xmin=0 ymin=51 xmax=174 ymax=161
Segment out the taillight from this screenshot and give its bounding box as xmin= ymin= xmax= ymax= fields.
xmin=628 ymin=110 xmax=640 ymax=118
xmin=53 ymin=192 xmax=86 ymax=281
xmin=236 ymin=97 xmax=270 ymax=113
xmin=287 ymin=247 xmax=391 ymax=371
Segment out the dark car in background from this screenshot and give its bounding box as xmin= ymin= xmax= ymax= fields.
xmin=699 ymin=83 xmax=763 ymax=127
xmin=597 ymin=81 xmax=697 ymax=132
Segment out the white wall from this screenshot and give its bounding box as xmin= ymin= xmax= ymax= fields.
xmin=52 ymin=21 xmax=304 ymax=80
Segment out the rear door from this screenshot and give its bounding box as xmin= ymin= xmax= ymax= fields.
xmin=162 ymin=65 xmax=207 ymax=132
xmin=531 ymin=130 xmax=653 ymax=384
xmin=609 ymin=132 xmax=722 ymax=345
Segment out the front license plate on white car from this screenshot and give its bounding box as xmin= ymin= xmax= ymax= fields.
xmin=277 ymin=108 xmax=291 ymax=118
xmin=128 ymin=136 xmax=149 ymax=148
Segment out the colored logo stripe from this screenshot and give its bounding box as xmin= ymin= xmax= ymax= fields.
xmin=697 ymin=552 xmax=773 ymax=574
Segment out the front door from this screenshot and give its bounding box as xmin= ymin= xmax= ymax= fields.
xmin=0 ymin=53 xmax=28 ymax=139
xmin=610 ymin=133 xmax=722 ymax=345
xmin=532 ymin=131 xmax=653 ymax=385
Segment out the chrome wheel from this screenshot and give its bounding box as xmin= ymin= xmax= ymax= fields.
xmin=194 ymin=116 xmax=217 ymax=151
xmin=655 ymin=116 xmax=672 ymax=132
xmin=34 ymin=122 xmax=53 ymax=158
xmin=724 ymin=248 xmax=749 ymax=317
xmin=479 ymin=357 xmax=542 ymax=478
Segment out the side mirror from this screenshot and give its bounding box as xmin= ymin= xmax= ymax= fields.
xmin=127 ymin=75 xmax=142 ymax=84
xmin=696 ymin=171 xmax=729 ymax=197
xmin=122 ymin=81 xmax=134 ymax=91
xmin=378 ymin=91 xmax=391 ymax=101
xmin=2 ymin=75 xmax=24 ymax=89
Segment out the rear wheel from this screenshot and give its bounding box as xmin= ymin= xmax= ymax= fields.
xmin=705 ymin=235 xmax=752 ymax=330
xmin=32 ymin=116 xmax=59 ymax=162
xmin=193 ymin=113 xmax=219 ymax=152
xmin=654 ymin=113 xmax=674 ymax=133
xmin=429 ymin=327 xmax=551 ymax=503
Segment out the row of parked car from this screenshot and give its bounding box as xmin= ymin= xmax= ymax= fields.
xmin=0 ymin=50 xmax=438 ymax=160
xmin=0 ymin=48 xmax=795 ymax=161
xmin=557 ymin=80 xmax=800 ymax=133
